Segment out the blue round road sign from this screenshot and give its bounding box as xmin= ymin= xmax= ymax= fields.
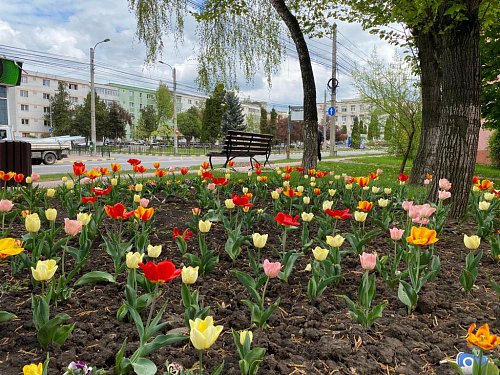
xmin=328 ymin=107 xmax=336 ymax=116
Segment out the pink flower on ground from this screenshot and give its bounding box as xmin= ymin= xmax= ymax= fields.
xmin=139 ymin=198 xmax=150 ymax=207
xmin=64 ymin=218 xmax=83 ymax=236
xmin=409 ymin=204 xmax=436 ymax=220
xmin=438 ymin=190 xmax=452 ymax=200
xmin=263 ymin=259 xmax=281 ymax=278
xmin=359 ymin=252 xmax=377 ymax=270
xmin=30 ymin=173 xmax=41 ymax=182
xmin=402 ymin=201 xmax=414 ymax=212
xmin=423 ymin=179 xmax=431 ymax=185
xmin=0 ymin=199 xmax=14 ymax=212
xmin=207 ymin=183 xmax=216 ymax=190
xmin=389 ymin=227 xmax=405 ymax=241
xmin=169 ymin=167 xmax=175 ymax=173
xmin=439 ymin=178 xmax=452 ymax=191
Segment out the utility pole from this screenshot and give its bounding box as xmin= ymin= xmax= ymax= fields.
xmin=173 ymin=67 xmax=178 ymax=156
xmin=287 ymin=106 xmax=291 ymax=159
xmin=329 ymin=24 xmax=337 ymax=156
xmin=323 ymin=90 xmax=327 ymax=150
xmin=49 ymin=102 xmax=53 ymax=137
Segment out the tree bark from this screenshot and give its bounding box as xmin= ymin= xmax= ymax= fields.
xmin=400 ymin=128 xmax=415 ymax=174
xmin=270 ymin=0 xmax=318 ymax=171
xmin=427 ymin=6 xmax=481 ymax=218
xmin=409 ymin=30 xmax=442 ymax=184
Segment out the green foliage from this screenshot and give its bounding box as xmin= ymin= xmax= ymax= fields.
xmin=367 ymin=114 xmax=379 ymax=140
xmin=359 ymin=120 xmax=365 ymax=134
xmin=481 ymin=22 xmax=500 ymax=131
xmin=72 ymin=93 xmax=109 ymax=140
xmin=221 ymin=91 xmax=245 ymax=134
xmin=259 ymin=107 xmax=268 ymax=134
xmin=384 ymin=116 xmax=393 ymax=141
xmin=136 ymin=106 xmax=158 ymax=140
xmin=177 ymin=106 xmax=202 ymax=146
xmin=269 ymin=107 xmax=278 ymax=138
xmin=106 ymin=102 xmax=130 ymax=140
xmin=155 ymin=82 xmax=174 ymax=128
xmin=350 ymin=117 xmax=361 ymax=149
xmin=489 ymin=130 xmax=500 ymax=168
xmin=201 ymin=83 xmax=225 ymax=142
xmin=47 ymin=81 xmax=72 ymax=136
xmin=341 ymin=124 xmax=347 ymax=134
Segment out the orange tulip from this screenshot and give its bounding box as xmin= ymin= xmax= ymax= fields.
xmin=283 ymin=188 xmax=302 ymax=198
xmin=308 ymin=169 xmax=316 ymax=176
xmin=228 ymin=160 xmax=235 ymax=167
xmin=133 ymin=165 xmax=147 ymax=173
xmin=111 ymin=163 xmax=121 ymax=172
xmin=155 ymin=169 xmax=167 ymax=177
xmin=406 ymin=226 xmax=438 ymax=246
xmin=284 ymin=166 xmax=293 ymax=174
xmin=86 ymin=169 xmax=101 ymax=180
xmin=153 ymin=162 xmax=160 ymax=169
xmin=283 ymin=174 xmax=291 ymax=181
xmin=134 ymin=206 xmax=154 ymax=221
xmin=313 ymin=188 xmax=321 ymax=195
xmin=180 ymin=167 xmax=189 ymax=175
xmin=73 ymin=162 xmax=86 ymax=176
xmin=100 ymin=167 xmax=110 ymax=176
xmin=356 ymin=177 xmax=370 ymax=187
xmin=260 ymin=176 xmax=268 ymax=183
xmin=466 ymin=323 xmax=500 ymax=351
xmin=357 ymin=201 xmax=373 ymax=212
xmin=201 ymin=161 xmax=210 ymax=170
xmin=476 ymin=179 xmax=494 ymax=190
xmin=1 ymin=171 xmax=16 ymax=182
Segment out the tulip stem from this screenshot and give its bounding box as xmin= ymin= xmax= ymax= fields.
xmin=261 ymin=276 xmax=270 ymax=310
xmin=282 ymin=228 xmax=287 ymax=254
xmin=146 ymin=283 xmax=159 ymax=330
xmin=61 ymin=236 xmax=70 ymax=280
xmin=198 ymin=350 xmax=203 ymax=375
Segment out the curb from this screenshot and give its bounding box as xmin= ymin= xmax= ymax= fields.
xmin=56 ymin=158 xmax=116 ymax=164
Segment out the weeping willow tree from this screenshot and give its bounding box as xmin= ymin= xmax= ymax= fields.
xmin=128 ymin=0 xmax=327 ymax=170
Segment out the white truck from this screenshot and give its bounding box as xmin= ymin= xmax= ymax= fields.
xmin=0 ymin=125 xmax=85 ymax=165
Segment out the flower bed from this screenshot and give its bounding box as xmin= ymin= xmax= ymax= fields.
xmin=0 ymin=162 xmax=499 ymax=375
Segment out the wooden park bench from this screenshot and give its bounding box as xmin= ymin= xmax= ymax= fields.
xmin=206 ymin=130 xmax=273 ymax=169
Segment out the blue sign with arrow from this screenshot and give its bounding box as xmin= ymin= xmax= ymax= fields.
xmin=327 ymin=106 xmax=336 ymax=116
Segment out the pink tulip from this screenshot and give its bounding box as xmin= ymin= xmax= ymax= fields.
xmin=276 ymin=187 xmax=283 ymax=194
xmin=207 ymin=183 xmax=216 ymax=191
xmin=413 ymin=217 xmax=430 ymax=225
xmin=139 ymin=198 xmax=150 ymax=207
xmin=389 ymin=227 xmax=405 ymax=241
xmin=30 ymin=173 xmax=41 ymax=182
xmin=0 ymin=199 xmax=14 ymax=213
xmin=438 ymin=178 xmax=452 ymax=191
xmin=376 ymin=168 xmax=383 ymax=175
xmin=80 ymin=177 xmax=92 ymax=185
xmin=263 ymin=259 xmax=281 ymax=278
xmin=438 ymin=190 xmax=451 ymax=200
xmin=402 ymin=201 xmax=413 ymax=212
xmin=419 ymin=203 xmax=436 ymax=217
xmin=344 ymin=175 xmax=353 ymax=182
xmin=423 ymin=179 xmax=431 ymax=185
xmin=359 ymin=252 xmax=377 ymax=270
xmin=64 ymin=218 xmax=83 ymax=236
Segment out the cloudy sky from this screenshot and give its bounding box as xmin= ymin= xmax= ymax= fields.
xmin=0 ymin=0 xmax=397 ymax=111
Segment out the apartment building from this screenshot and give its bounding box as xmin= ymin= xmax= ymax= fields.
xmin=317 ymin=98 xmax=377 ymax=135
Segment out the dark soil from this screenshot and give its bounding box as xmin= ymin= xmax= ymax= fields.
xmin=1 ymin=194 xmax=499 ymax=375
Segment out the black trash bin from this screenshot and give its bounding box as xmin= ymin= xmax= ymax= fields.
xmin=0 ymin=140 xmax=32 ymax=185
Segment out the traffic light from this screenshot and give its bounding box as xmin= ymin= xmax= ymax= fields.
xmin=0 ymin=59 xmax=23 ymax=86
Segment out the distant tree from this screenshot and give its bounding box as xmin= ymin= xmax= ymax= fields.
xmin=269 ymin=108 xmax=278 ymax=139
xmin=136 ymin=106 xmax=157 ymax=139
xmin=260 ymin=107 xmax=269 ymax=134
xmin=106 ymin=102 xmax=130 ymax=140
xmin=384 ymin=116 xmax=393 ymax=141
xmin=350 ymin=116 xmax=361 ymax=148
xmin=341 ymin=124 xmax=347 ymax=134
xmin=221 ymin=91 xmax=245 ymax=134
xmin=367 ymin=114 xmax=379 ymax=140
xmin=178 ymin=106 xmax=202 ymax=146
xmin=155 ymin=82 xmax=174 ymax=130
xmin=246 ymin=113 xmax=260 ymax=133
xmin=201 ymin=83 xmax=225 ymax=142
xmin=46 ymin=81 xmax=73 ymax=136
xmin=276 ymin=117 xmax=303 ymax=143
xmin=72 ymin=93 xmax=108 ymax=140
xmin=359 ymin=120 xmax=366 ymax=134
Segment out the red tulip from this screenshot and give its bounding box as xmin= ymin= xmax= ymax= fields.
xmin=180 ymin=167 xmax=189 ymax=175
xmin=324 ymin=208 xmax=352 ymax=220
xmin=228 ymin=160 xmax=235 ymax=167
xmin=295 ymin=167 xmax=304 ymax=172
xmin=202 ymin=171 xmax=213 ymax=179
xmin=284 ymin=166 xmax=293 ymax=174
xmin=127 ymin=158 xmax=141 ymax=166
xmin=14 ymin=173 xmax=25 ymax=183
xmin=139 ymin=260 xmax=181 ymax=283
xmin=232 ymin=194 xmax=253 ymax=207
xmin=172 ymin=227 xmax=193 ymax=241
xmin=91 ymin=186 xmax=112 ymax=196
xmin=201 ymin=161 xmax=210 ymax=170
xmin=81 ymin=196 xmax=98 ymax=204
xmin=274 ymin=212 xmax=300 ymax=227
xmin=133 ymin=165 xmax=147 ymax=173
xmin=134 ymin=206 xmax=154 ymax=221
xmin=105 ymin=203 xmax=134 ymax=220
xmin=153 ymin=162 xmax=160 ymax=169
xmin=398 ymin=173 xmax=409 ymax=182
xmin=211 ymin=177 xmax=229 ymax=186
xmin=155 ymin=169 xmax=167 ymax=177
xmin=73 ymin=162 xmax=86 ymax=176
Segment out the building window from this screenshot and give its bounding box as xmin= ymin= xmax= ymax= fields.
xmin=147 ymin=94 xmax=154 ymax=100
xmin=44 ymin=120 xmax=50 ymax=127
xmin=129 ymin=91 xmax=134 ymax=97
xmin=351 ymin=105 xmax=356 ymax=112
xmin=140 ymin=104 xmax=143 ymax=110
xmin=43 ymin=93 xmax=51 ymax=100
xmin=21 ymin=104 xmax=29 ymax=111
xmin=176 ymin=97 xmax=181 ymax=104
xmin=44 ymin=106 xmax=51 ymax=114
xmin=351 ymin=115 xmax=355 ymax=123
xmin=139 ymin=93 xmax=142 ymax=97
xmin=21 ymin=119 xmax=29 ymax=125
xmin=22 ymin=132 xmax=30 ymax=137
xmin=196 ymin=101 xmax=199 ymax=105
xmin=129 ymin=102 xmax=134 ymax=108
xmin=43 ymin=79 xmax=50 ymax=87
xmin=20 ymin=90 xmax=28 ymax=97
xmin=69 ymin=83 xmax=78 ymax=90
xmin=341 ymin=115 xmax=346 ymax=124
xmin=188 ymin=99 xmax=192 ymax=104
xmin=341 ymin=106 xmax=347 ymax=112
xmin=69 ymin=97 xmax=78 ymax=104
xmin=360 ymin=105 xmax=365 ymax=111
xmin=21 ymin=76 xmax=28 ymax=83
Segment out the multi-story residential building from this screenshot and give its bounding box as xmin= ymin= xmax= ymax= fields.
xmin=317 ymin=98 xmax=376 ymax=136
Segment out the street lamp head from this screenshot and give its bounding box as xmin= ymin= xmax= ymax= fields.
xmin=103 ymin=38 xmax=110 ymax=42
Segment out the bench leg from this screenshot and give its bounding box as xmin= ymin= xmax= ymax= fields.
xmin=209 ymin=156 xmax=214 ymax=170
xmin=264 ymin=153 xmax=271 ymax=167
xmin=249 ymin=157 xmax=254 ymax=170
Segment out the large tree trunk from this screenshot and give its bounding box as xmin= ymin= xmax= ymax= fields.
xmin=270 ymin=0 xmax=318 ymax=170
xmin=427 ymin=6 xmax=481 ymax=218
xmin=410 ymin=30 xmax=442 ymax=184
xmin=400 ymin=128 xmax=415 ymax=174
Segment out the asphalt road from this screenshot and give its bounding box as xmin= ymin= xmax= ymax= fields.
xmin=33 ymin=149 xmax=384 ymax=175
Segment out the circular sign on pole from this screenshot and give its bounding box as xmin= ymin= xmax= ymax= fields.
xmin=48 ymin=128 xmax=53 ymax=134
xmin=327 ymin=107 xmax=336 ymax=116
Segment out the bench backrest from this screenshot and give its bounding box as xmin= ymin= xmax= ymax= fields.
xmin=222 ymin=130 xmax=273 ymax=154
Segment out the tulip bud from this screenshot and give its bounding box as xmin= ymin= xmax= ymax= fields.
xmin=310 ymin=182 xmax=316 ymax=187
xmin=126 ymin=252 xmax=144 ymax=269
xmin=257 ymin=208 xmax=264 ymax=214
xmin=243 ymin=206 xmax=250 ymax=213
xmin=359 ymin=252 xmax=377 ymax=270
xmin=312 ymin=246 xmax=329 ymax=261
xmin=252 ymin=233 xmax=268 ymax=248
xmin=239 ymin=330 xmax=253 ymax=345
xmin=345 ymin=183 xmax=353 ymax=190
xmin=25 ymin=213 xmax=41 ymax=233
xmin=45 ymin=208 xmax=57 ymax=221
xmin=310 ymin=177 xmax=316 ymax=182
xmin=326 ymin=234 xmax=345 ymax=248
xmin=46 ymin=188 xmax=56 ymax=198
xmin=61 ymin=176 xmax=68 ymax=183
xmin=111 ymin=178 xmax=118 ymax=186
xmin=304 ymin=263 xmax=312 ymax=271
xmin=198 ymin=220 xmax=212 ymax=233
xmin=328 ymin=189 xmax=336 ymax=197
xmin=26 ymin=177 xmax=32 ymax=184
xmin=192 ymin=208 xmax=201 ymax=216
xmin=247 ymin=171 xmax=252 ymax=177
xmin=303 ymin=196 xmax=310 ymax=205
xmin=301 ymin=212 xmax=314 ymax=222
xmin=182 ymin=266 xmax=199 ymax=284
xmin=147 ymin=244 xmax=162 ymax=258
xmin=271 ymin=191 xmax=280 ymax=200
xmin=463 ymin=234 xmax=481 ymax=250
xmin=242 ymin=187 xmax=248 ymax=194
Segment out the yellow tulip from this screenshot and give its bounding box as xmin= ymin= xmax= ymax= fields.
xmin=384 ymin=188 xmax=392 ymax=195
xmin=46 ymin=188 xmax=56 ymax=198
xmin=484 ymin=192 xmax=495 ymax=201
xmin=479 ymin=201 xmax=491 ymax=211
xmin=310 ymin=177 xmax=316 ymax=182
xmin=372 ymin=186 xmax=380 ymax=194
xmin=147 ymin=244 xmax=162 ymax=258
xmin=312 ymin=246 xmax=329 ymax=261
xmin=472 ymin=186 xmax=480 ymax=192
xmin=242 ymin=187 xmax=248 ymax=194
xmin=345 ymin=183 xmax=353 ymax=190
xmin=189 ymin=316 xmax=223 ymax=350
xmin=378 ymin=198 xmax=389 ymax=208
xmin=296 ymin=186 xmax=304 ymax=193
xmin=304 ymin=263 xmax=312 ymax=271
xmin=76 ymin=212 xmax=92 ymax=226
xmin=301 ymin=212 xmax=314 ymax=222
xmin=61 ymin=176 xmax=68 ymax=183
xmin=135 ymin=183 xmax=143 ymax=192
xmin=23 ymin=363 xmax=43 ymax=375
xmin=225 ymin=173 xmax=231 ymax=180
xmin=65 ymin=180 xmax=74 ymax=190
xmin=271 ymin=191 xmax=280 ymax=200
xmin=134 ymin=194 xmax=141 ymax=203
xmin=26 ymin=177 xmax=32 ymax=184
xmin=328 ymin=189 xmax=336 ymax=197
xmin=45 ymin=208 xmax=57 ymax=221
xmin=247 ymin=171 xmax=252 ymax=177
xmin=25 ymin=213 xmax=41 ymax=233
xmin=283 ymin=181 xmax=290 ymax=187
xmin=0 ymin=238 xmax=24 ymax=259
xmin=303 ymin=196 xmax=310 ymax=205
xmin=354 ymin=211 xmax=367 ymax=222
xmin=463 ymin=234 xmax=481 ymax=250
xmin=322 ymin=200 xmax=333 ymax=211
xmin=126 ymin=252 xmax=144 ymax=269
xmin=198 ymin=220 xmax=212 ymax=233
xmin=225 ymin=199 xmax=235 ymax=209
xmin=334 ymin=175 xmax=341 ymax=180
xmin=252 ymin=233 xmax=268 ymax=248
xmin=326 ymin=234 xmax=345 ymax=248
xmin=182 ymin=266 xmax=199 ymax=284
xmin=310 ymin=182 xmax=316 ymax=187
xmin=240 ymin=330 xmax=253 ymax=345
xmin=31 ymin=259 xmax=58 ymax=281
xmin=111 ymin=178 xmax=118 ymax=186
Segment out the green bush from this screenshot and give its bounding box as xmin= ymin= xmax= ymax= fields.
xmin=488 ymin=129 xmax=500 ymax=167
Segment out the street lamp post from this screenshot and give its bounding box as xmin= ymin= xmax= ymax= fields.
xmin=158 ymin=61 xmax=178 ymax=156
xmin=90 ymin=38 xmax=110 ymax=153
